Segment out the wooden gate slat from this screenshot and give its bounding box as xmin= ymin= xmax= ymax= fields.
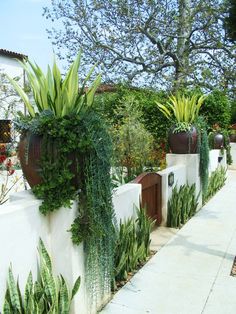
xmin=132 ymin=172 xmax=162 ymax=224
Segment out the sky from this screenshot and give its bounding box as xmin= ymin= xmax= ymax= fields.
xmin=0 ymin=0 xmax=60 ymax=71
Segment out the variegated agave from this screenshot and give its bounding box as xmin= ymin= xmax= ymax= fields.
xmin=7 ymin=51 xmax=101 ymax=118
xmin=156 ymin=93 xmax=205 ymax=125
xmin=2 ymin=239 xmax=80 ymax=314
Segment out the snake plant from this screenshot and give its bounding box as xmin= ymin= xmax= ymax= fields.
xmin=167 ymin=183 xmax=199 ymax=228
xmin=205 ymin=166 xmax=227 ymax=202
xmin=7 ymin=51 xmax=101 ymax=118
xmin=2 ymin=239 xmax=81 ymax=314
xmin=113 ymin=207 xmax=155 ymax=285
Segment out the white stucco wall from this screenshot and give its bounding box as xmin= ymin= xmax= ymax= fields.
xmin=0 ymin=182 xmax=141 ymax=314
xmin=166 ymin=153 xmax=202 ymax=208
xmin=158 ymin=164 xmax=186 ymax=225
xmin=229 ymin=143 xmax=236 ymax=170
xmin=0 ymin=55 xmax=24 ymax=80
xmin=112 ymin=183 xmax=141 ymax=224
xmin=209 ymin=149 xmax=227 ymax=174
xmin=0 ymin=54 xmax=25 ymax=119
xmin=159 ymin=151 xmax=227 ymax=225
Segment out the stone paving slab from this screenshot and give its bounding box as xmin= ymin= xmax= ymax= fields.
xmin=100 ymin=170 xmax=236 ymax=314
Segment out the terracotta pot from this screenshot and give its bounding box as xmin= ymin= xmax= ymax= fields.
xmin=18 ymin=132 xmax=81 ymax=188
xmin=230 ymin=134 xmax=236 ymax=143
xmin=212 ymin=133 xmax=224 ymax=149
xmin=168 ymin=125 xmax=198 ymax=154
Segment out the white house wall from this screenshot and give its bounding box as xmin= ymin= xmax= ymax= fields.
xmin=0 ymin=55 xmax=25 ymax=119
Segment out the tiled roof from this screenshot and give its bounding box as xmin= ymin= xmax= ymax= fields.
xmin=0 ymin=49 xmax=27 ymax=60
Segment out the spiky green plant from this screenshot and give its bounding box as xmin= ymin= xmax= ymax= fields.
xmin=205 ymin=166 xmax=227 ymax=202
xmin=156 ymin=93 xmax=205 ymax=124
xmin=167 ymin=183 xmax=199 ymax=228
xmin=7 ymin=51 xmax=101 ymax=118
xmin=113 ymin=207 xmax=155 ymax=285
xmin=2 ymin=239 xmax=81 ymax=314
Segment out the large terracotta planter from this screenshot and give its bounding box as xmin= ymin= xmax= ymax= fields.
xmin=168 ymin=125 xmax=198 ymax=154
xmin=18 ymin=132 xmax=80 ymax=188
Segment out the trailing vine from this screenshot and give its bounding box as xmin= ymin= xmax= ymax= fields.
xmin=196 ymin=116 xmax=209 ymax=201
xmin=14 ymin=110 xmax=116 ymax=306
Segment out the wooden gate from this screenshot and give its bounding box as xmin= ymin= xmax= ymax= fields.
xmin=133 ymin=172 xmax=162 ymax=224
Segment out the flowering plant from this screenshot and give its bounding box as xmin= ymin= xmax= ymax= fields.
xmin=0 ymin=143 xmax=22 ymax=204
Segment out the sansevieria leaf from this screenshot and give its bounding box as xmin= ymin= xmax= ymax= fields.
xmin=3 ymin=299 xmax=11 ymax=314
xmin=71 ymin=276 xmax=81 ymax=300
xmin=7 ymin=265 xmax=22 ymax=312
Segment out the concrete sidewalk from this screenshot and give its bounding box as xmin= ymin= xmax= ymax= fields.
xmin=100 ymin=170 xmax=236 ymax=314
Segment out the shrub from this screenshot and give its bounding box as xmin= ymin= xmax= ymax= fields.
xmin=110 ymin=95 xmax=155 ymax=180
xmin=200 ymin=90 xmax=231 ymax=129
xmin=94 ymin=85 xmax=169 ymax=171
xmin=230 ymin=99 xmax=236 ymax=124
xmin=94 ymin=85 xmax=171 ymax=143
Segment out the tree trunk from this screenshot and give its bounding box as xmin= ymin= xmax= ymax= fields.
xmin=173 ymin=0 xmax=191 ymax=92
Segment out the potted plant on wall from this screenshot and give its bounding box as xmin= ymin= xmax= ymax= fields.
xmin=208 ymin=124 xmax=224 ymax=149
xmin=156 ymin=93 xmax=205 ymax=154
xmin=7 ymin=52 xmax=116 ymax=308
xmin=8 ymin=53 xmax=101 ymax=189
xmin=208 ymin=124 xmax=232 ymax=165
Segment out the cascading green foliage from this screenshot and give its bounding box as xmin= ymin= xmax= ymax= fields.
xmin=205 ymin=166 xmax=227 ymax=202
xmin=14 ymin=110 xmax=116 ymax=306
xmin=2 ymin=239 xmax=81 ymax=314
xmin=196 ymin=116 xmax=209 ymax=201
xmin=11 ymin=53 xmax=116 ymax=307
xmin=167 ymin=184 xmax=199 ymax=228
xmin=113 ymin=207 xmax=155 ymax=285
xmin=67 ymin=111 xmax=116 ymax=304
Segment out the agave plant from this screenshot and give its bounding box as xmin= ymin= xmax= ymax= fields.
xmin=2 ymin=239 xmax=81 ymax=314
xmin=7 ymin=51 xmax=101 ymax=118
xmin=156 ymin=93 xmax=205 ymax=124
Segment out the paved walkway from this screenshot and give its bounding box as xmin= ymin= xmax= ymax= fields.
xmin=100 ymin=170 xmax=236 ymax=314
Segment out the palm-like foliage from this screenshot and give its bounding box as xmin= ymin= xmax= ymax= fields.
xmin=7 ymin=51 xmax=101 ymax=118
xmin=156 ymin=93 xmax=205 ymax=124
xmin=2 ymin=239 xmax=81 ymax=314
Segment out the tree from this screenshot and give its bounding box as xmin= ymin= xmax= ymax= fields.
xmin=0 ymin=69 xmax=24 ymax=119
xmin=44 ymin=0 xmax=236 ymax=92
xmin=225 ymin=0 xmax=236 ymax=42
